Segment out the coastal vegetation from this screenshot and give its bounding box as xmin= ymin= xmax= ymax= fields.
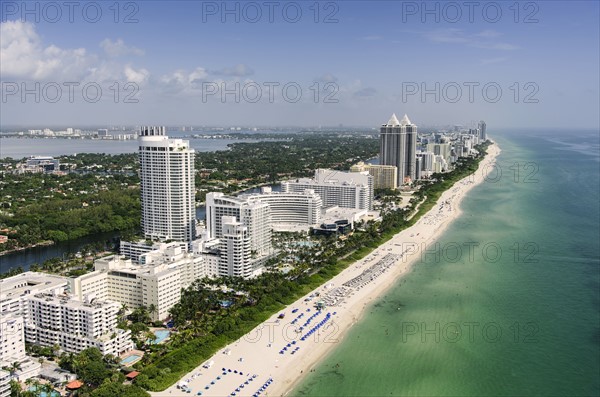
xmin=132 ymin=142 xmax=491 ymax=391
xmin=0 ymin=135 xmax=379 ymax=255
xmin=8 ymin=347 xmax=149 ymax=397
xmin=2 ymin=137 xmax=490 ymax=392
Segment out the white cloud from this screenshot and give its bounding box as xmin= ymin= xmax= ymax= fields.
xmin=315 ymin=73 xmax=338 ymax=83
xmin=124 ymin=65 xmax=150 ymax=85
xmin=0 ymin=20 xmax=94 ymax=80
xmin=0 ymin=21 xmax=154 ymax=86
xmin=159 ymin=67 xmax=211 ymax=94
xmin=100 ymin=38 xmax=144 ymax=57
xmin=189 ymin=67 xmax=209 ymax=83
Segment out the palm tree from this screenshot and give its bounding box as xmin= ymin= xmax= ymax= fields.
xmin=51 ymin=344 xmax=61 ymax=358
xmin=102 ymin=354 xmax=120 ymax=369
xmin=25 ymin=378 xmax=40 ymax=393
xmin=118 ymin=303 xmax=129 ymax=322
xmin=148 ymin=304 xmax=157 ymax=321
xmin=145 ymin=331 xmax=157 ymax=347
xmin=4 ymin=361 xmax=22 ymax=379
xmin=40 ymin=382 xmax=54 ymax=397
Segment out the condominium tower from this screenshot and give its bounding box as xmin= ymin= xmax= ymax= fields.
xmin=478 ymin=120 xmax=487 ymax=141
xmin=379 ymin=114 xmax=418 ymax=184
xmin=139 ymin=126 xmax=196 ymax=242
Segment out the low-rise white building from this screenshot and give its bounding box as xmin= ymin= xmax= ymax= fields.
xmin=0 ymin=272 xmax=132 ymax=365
xmin=24 ymin=293 xmax=132 ymax=356
xmin=0 ymin=272 xmax=68 ymax=317
xmin=71 ymin=243 xmax=205 ymax=321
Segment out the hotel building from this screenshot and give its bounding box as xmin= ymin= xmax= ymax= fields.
xmin=139 ymin=126 xmax=196 ymax=243
xmin=219 ymin=217 xmax=253 ymax=278
xmin=0 ymin=272 xmax=132 ymax=358
xmin=205 ymin=193 xmax=274 ymax=277
xmin=242 ymin=187 xmax=323 ymax=226
xmin=205 ymin=193 xmax=272 ymax=257
xmin=281 ymin=169 xmax=373 ymax=210
xmin=71 ymin=243 xmax=204 ymax=321
xmin=24 ymin=293 xmax=132 ymax=356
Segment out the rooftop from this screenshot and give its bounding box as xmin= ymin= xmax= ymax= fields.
xmin=0 ymin=272 xmax=68 ymax=303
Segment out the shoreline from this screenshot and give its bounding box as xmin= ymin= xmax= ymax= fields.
xmin=150 ymin=142 xmax=501 ymax=397
xmin=0 ymin=240 xmax=55 ymax=257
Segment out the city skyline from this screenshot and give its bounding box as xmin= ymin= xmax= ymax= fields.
xmin=1 ymin=1 xmax=598 ymax=129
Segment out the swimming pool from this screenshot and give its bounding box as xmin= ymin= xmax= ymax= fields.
xmin=150 ymin=329 xmax=170 ymax=344
xmin=28 ymin=386 xmax=60 ymax=397
xmin=120 ymin=353 xmax=142 ymax=365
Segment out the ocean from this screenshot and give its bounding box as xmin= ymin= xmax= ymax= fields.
xmin=293 ymin=130 xmax=600 ymax=396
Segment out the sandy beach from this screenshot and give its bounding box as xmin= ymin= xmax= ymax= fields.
xmin=150 ymin=142 xmax=501 ymax=397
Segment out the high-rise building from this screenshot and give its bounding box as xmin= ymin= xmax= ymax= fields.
xmin=478 ymin=120 xmax=487 ymax=141
xmin=205 ymin=193 xmax=272 ymax=257
xmin=282 ymin=169 xmax=373 ymax=210
xmin=379 ymin=114 xmax=417 ymax=184
xmin=204 ymin=193 xmax=273 ymax=277
xmin=426 ymin=143 xmax=452 ymax=164
xmin=219 ymin=217 xmax=253 ymax=278
xmin=350 ymin=162 xmax=398 ymax=190
xmin=139 ymin=126 xmax=196 ymax=242
xmin=417 ymin=151 xmax=435 ymax=172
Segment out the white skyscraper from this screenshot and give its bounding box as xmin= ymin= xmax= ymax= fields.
xmin=139 ymin=126 xmax=196 ymax=242
xmin=204 ymin=193 xmax=273 ymax=277
xmin=205 ymin=193 xmax=272 ymax=257
xmin=219 ymin=217 xmax=253 ymax=278
xmin=380 ymin=114 xmax=418 ymax=184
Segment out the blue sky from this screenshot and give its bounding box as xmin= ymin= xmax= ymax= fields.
xmin=1 ymin=0 xmax=598 ymax=129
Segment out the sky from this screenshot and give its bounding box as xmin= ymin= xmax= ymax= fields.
xmin=0 ymin=0 xmax=599 ymax=129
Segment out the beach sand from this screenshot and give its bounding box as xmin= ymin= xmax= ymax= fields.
xmin=150 ymin=143 xmax=501 ymax=397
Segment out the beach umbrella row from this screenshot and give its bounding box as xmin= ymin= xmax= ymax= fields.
xmin=251 ymin=377 xmax=274 ymax=397
xmin=300 ymin=313 xmax=332 ymax=341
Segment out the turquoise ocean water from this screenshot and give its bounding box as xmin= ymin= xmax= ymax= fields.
xmin=294 ymin=130 xmax=600 ymax=396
